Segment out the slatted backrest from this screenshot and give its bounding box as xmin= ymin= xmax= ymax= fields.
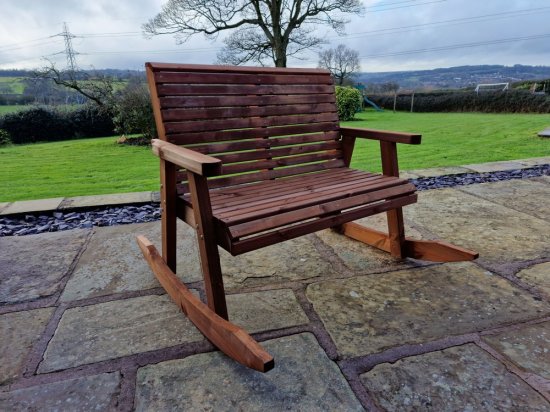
xmin=146 ymin=63 xmax=344 ymax=194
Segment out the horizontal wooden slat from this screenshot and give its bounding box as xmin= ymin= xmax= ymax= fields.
xmin=214 ymin=141 xmax=341 ymax=164
xmin=177 ymin=160 xmax=346 ymax=194
xmin=158 ymin=84 xmax=333 ymax=97
xmin=208 ymin=168 xmax=366 ymax=201
xmin=217 ymin=176 xmax=405 ymax=224
xmin=160 ymin=93 xmax=335 ymax=109
xmin=162 ymin=103 xmax=336 ymax=122
xmin=190 ymin=132 xmax=340 ymax=156
xmin=168 ymin=123 xmax=339 ymax=145
xmin=229 ymin=184 xmax=416 ymax=238
xmin=221 ymin=150 xmax=341 ymax=175
xmin=147 ymin=62 xmax=331 ymax=76
xmin=211 ymin=173 xmax=385 ymax=213
xmin=164 ymin=112 xmax=338 ymax=134
xmin=155 ymin=72 xmax=333 ymax=85
xmin=229 ymin=194 xmax=418 ymax=255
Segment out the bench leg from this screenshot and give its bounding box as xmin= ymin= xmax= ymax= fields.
xmin=386 ymin=208 xmax=405 ymax=259
xmin=160 ymin=159 xmax=177 ymax=272
xmin=187 ymin=172 xmax=229 ymax=320
xmin=341 ymin=220 xmax=478 ymax=262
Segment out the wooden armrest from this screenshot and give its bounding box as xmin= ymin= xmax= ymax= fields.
xmin=152 ymin=139 xmax=222 ymax=177
xmin=340 ymin=127 xmax=421 ymax=145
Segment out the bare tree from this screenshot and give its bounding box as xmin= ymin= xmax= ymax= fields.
xmin=318 ymin=44 xmax=360 ymax=85
xmin=143 ymin=0 xmax=363 ymax=67
xmin=35 ymin=62 xmax=114 ymax=108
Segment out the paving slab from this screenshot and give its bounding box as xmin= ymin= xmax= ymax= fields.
xmin=518 ymin=156 xmax=550 ymax=166
xmin=316 ymin=214 xmax=426 ymax=273
xmin=0 ymin=202 xmax=10 ymax=214
xmin=40 ymin=294 xmax=203 ymax=373
xmin=0 ymin=372 xmax=120 ymax=411
xmin=41 ymin=289 xmax=307 ymax=372
xmin=135 ymin=333 xmax=363 ymax=411
xmin=0 ymin=308 xmax=54 ymax=386
xmin=407 ymin=165 xmax=473 ymax=177
xmin=62 ymin=221 xmax=332 ymax=301
xmin=361 ymin=343 xmax=549 ymax=411
xmin=306 ymin=262 xmax=550 ymax=357
xmin=59 ymin=191 xmax=152 ymax=210
xmin=460 ymin=178 xmax=550 ymax=222
xmin=220 ymin=233 xmax=333 ymax=290
xmin=0 ymin=197 xmax=64 ymax=216
xmin=515 ymin=262 xmax=550 ymax=296
xmin=0 ymin=229 xmax=89 ymax=304
xmin=226 ymin=289 xmax=309 ymax=332
xmin=404 ymin=188 xmax=550 ymax=268
xmin=462 ymin=160 xmax=527 ymax=173
xmin=483 ymin=321 xmax=550 ymax=380
xmin=60 ymin=221 xmax=202 ymax=301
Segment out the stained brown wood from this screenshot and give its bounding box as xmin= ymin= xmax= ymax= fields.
xmin=230 ymin=194 xmax=418 ymax=255
xmin=340 ymin=127 xmax=421 ymax=145
xmin=340 ymin=223 xmax=478 ymax=262
xmin=404 ymin=239 xmax=479 ymax=261
xmin=162 ymin=103 xmax=337 ymax=121
xmin=158 ymin=84 xmax=334 ymax=97
xmin=380 ymin=140 xmax=405 ymax=258
xmin=140 ymin=62 xmax=479 ymax=372
xmin=155 ymin=71 xmax=333 ymax=85
xmin=152 ymin=139 xmax=222 ymax=177
xmin=160 ymin=159 xmax=177 ymax=272
xmin=168 ymin=122 xmax=338 ymax=146
xmin=187 ymin=172 xmax=228 ymax=319
xmin=136 ymin=235 xmax=274 ymax=372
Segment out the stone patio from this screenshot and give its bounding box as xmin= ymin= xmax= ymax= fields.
xmin=1 ymin=175 xmax=549 ymax=411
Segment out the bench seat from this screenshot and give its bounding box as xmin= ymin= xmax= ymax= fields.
xmin=179 ymin=168 xmax=416 ymax=255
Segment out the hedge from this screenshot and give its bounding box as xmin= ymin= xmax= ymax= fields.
xmin=367 ymin=89 xmax=550 ymax=113
xmin=0 ymin=105 xmax=115 ymax=144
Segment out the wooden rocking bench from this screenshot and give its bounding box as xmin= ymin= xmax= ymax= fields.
xmin=138 ymin=62 xmax=478 ymax=372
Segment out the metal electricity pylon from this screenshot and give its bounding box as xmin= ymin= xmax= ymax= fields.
xmin=62 ymin=22 xmax=78 ymax=79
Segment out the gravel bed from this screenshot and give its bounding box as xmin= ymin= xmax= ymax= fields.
xmin=1 ymin=164 xmax=548 ymax=237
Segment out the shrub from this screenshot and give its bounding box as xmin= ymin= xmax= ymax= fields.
xmin=0 ymin=105 xmax=115 ymax=144
xmin=335 ymin=86 xmax=363 ymax=121
xmin=367 ymin=89 xmax=550 ymax=113
xmin=69 ymin=105 xmax=115 ymax=138
xmin=0 ymin=129 xmax=11 ymax=146
xmin=0 ymin=107 xmax=68 ymax=144
xmin=112 ymin=83 xmax=156 ymax=140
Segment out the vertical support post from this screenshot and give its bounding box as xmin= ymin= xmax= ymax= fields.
xmin=187 ymin=172 xmax=228 ymax=320
xmin=340 ymin=134 xmax=356 ymax=167
xmin=380 ymin=140 xmax=405 ymax=258
xmin=160 ymin=159 xmax=177 ymax=272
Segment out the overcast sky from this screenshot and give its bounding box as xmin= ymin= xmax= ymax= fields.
xmin=0 ymin=0 xmax=549 ymax=73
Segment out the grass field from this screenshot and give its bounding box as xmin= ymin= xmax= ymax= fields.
xmin=0 ymin=76 xmax=25 ymax=94
xmin=0 ymin=111 xmax=549 ymax=202
xmin=349 ymin=111 xmax=550 ymax=171
xmin=0 ymin=105 xmax=28 ymax=115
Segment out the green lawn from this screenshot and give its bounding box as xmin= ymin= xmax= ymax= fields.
xmin=0 ymin=76 xmax=25 ymax=94
xmin=0 ymin=111 xmax=549 ymax=202
xmin=0 ymin=105 xmax=28 ymax=115
xmin=0 ymin=137 xmax=159 ymax=202
xmin=348 ymin=111 xmax=550 ymax=171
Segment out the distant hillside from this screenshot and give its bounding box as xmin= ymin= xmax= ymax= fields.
xmin=356 ymin=65 xmax=550 ymax=90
